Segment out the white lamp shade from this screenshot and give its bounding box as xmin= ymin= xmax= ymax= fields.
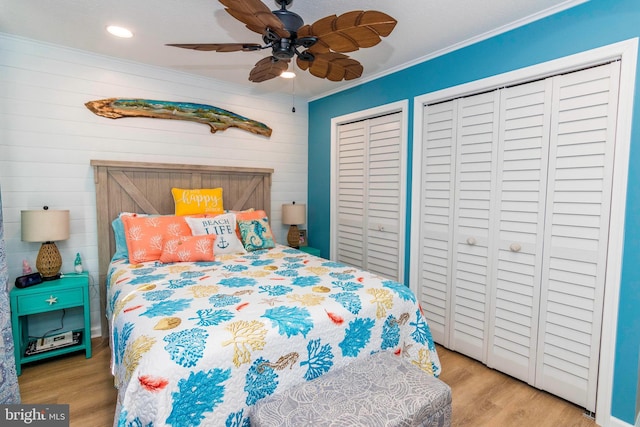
xmin=21 ymin=209 xmax=70 ymax=242
xmin=282 ymin=203 xmax=306 ymax=225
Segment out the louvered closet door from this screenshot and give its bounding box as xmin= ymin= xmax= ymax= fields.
xmin=366 ymin=113 xmax=403 ymax=279
xmin=336 ymin=112 xmax=403 ymax=280
xmin=449 ymin=91 xmax=500 ymax=361
xmin=535 ymin=61 xmax=620 ymax=412
xmin=486 ymin=79 xmax=552 ymax=384
xmin=418 ymin=100 xmax=457 ymax=345
xmin=336 ymin=121 xmax=367 ymax=268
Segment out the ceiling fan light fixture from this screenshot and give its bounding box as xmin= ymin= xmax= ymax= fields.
xmin=280 ymin=70 xmax=296 ymax=79
xmin=106 ymin=25 xmax=133 ymax=38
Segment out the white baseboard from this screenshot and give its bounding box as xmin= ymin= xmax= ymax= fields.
xmin=610 ymin=416 xmax=634 ymax=427
xmin=91 ymin=326 xmax=103 ymax=338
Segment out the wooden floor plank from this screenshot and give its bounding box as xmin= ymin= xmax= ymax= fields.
xmin=17 ymin=339 xmax=597 ymax=426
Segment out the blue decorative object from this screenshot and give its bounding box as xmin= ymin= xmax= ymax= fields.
xmin=74 ymin=252 xmax=83 ymax=273
xmin=85 ymin=98 xmax=272 ymax=137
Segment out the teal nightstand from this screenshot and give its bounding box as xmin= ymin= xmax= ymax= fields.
xmin=299 ymin=246 xmax=321 ymax=257
xmin=10 ymin=272 xmax=92 ymax=375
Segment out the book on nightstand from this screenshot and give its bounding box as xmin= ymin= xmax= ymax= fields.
xmin=25 ymin=331 xmax=82 ymax=356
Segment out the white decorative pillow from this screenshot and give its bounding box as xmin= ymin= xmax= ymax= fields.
xmin=185 ymin=213 xmax=246 ymax=255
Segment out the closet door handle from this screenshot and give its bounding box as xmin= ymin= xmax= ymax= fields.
xmin=509 ymin=243 xmax=522 ymax=252
xmin=466 ymin=237 xmax=477 ymax=246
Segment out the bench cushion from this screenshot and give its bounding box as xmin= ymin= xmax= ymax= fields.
xmin=251 ymin=351 xmax=452 ymax=427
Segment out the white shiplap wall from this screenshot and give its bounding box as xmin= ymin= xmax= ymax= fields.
xmin=0 ymin=33 xmax=309 ymax=336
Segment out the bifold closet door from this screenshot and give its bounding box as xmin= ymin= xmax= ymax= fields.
xmin=486 ymin=78 xmax=552 ymax=384
xmin=336 ymin=120 xmax=367 ymax=270
xmin=365 ymin=113 xmax=403 ymax=280
xmin=535 ymin=61 xmax=620 ymax=412
xmin=336 ymin=112 xmax=403 ymax=281
xmin=418 ymin=91 xmax=499 ymax=355
xmin=417 ymin=100 xmax=457 ymax=345
xmin=449 ymin=91 xmax=500 ymax=362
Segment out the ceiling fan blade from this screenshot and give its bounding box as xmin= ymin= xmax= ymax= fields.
xmin=249 ymin=56 xmax=290 ymax=82
xmin=297 ymin=52 xmax=363 ymax=81
xmin=298 ymin=10 xmax=397 ymax=53
xmin=167 ymin=43 xmax=263 ymax=52
xmin=219 ymin=0 xmax=289 ymax=39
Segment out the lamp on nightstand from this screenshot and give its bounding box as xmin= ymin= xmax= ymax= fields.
xmin=282 ymin=202 xmax=306 ymax=249
xmin=21 ymin=206 xmax=70 ymax=281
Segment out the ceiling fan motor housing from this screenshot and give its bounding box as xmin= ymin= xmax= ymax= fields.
xmin=273 ymin=38 xmax=294 ymax=59
xmin=270 ymin=6 xmax=309 ymax=60
xmin=272 ymin=8 xmax=303 ymax=33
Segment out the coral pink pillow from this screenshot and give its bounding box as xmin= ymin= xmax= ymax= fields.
xmin=121 ymin=215 xmax=193 ymax=263
xmin=235 ymin=209 xmax=268 ymax=221
xmin=159 ymin=235 xmax=216 ymax=263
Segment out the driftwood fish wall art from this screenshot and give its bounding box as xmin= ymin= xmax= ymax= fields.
xmin=84 ymin=98 xmax=272 ymax=137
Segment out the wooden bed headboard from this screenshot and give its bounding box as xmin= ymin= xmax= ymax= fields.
xmin=91 ymin=160 xmax=274 ymax=336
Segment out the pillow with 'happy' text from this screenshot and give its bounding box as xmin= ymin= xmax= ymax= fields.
xmin=171 ymin=187 xmax=224 ymax=216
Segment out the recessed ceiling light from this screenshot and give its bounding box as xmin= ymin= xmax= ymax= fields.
xmin=106 ymin=25 xmax=133 ymax=38
xmin=280 ymin=71 xmax=296 ymax=79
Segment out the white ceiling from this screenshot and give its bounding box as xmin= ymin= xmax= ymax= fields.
xmin=0 ymin=0 xmax=584 ymax=99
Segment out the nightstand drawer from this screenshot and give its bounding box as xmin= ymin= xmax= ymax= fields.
xmin=16 ymin=288 xmax=84 ymax=314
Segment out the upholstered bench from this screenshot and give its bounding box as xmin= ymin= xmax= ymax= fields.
xmin=251 ymin=351 xmax=452 ymax=427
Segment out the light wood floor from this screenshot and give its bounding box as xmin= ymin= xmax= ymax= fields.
xmin=18 ymin=339 xmax=597 ymax=427
xmin=436 ymin=345 xmax=596 ymax=427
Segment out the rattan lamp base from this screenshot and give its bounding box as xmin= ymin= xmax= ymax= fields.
xmin=36 ymin=242 xmax=63 ymax=280
xmin=287 ymin=224 xmax=300 ymax=249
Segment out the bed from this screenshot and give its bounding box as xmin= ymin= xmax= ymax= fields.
xmin=91 ymin=160 xmax=442 ymax=426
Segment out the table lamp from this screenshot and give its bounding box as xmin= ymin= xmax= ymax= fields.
xmin=282 ymin=202 xmax=306 ymax=248
xmin=21 ymin=207 xmax=70 ymax=281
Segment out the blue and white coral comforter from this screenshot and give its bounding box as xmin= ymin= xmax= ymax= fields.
xmin=108 ymin=245 xmax=441 ymax=426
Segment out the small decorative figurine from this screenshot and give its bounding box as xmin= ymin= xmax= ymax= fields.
xmin=74 ymin=253 xmax=83 ymax=273
xmin=22 ymin=259 xmax=33 ymax=275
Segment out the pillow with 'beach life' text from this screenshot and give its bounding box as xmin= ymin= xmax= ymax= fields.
xmin=185 ymin=213 xmax=246 ymax=255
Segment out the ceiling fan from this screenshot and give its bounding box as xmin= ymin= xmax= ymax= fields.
xmin=167 ymin=0 xmax=397 ymax=83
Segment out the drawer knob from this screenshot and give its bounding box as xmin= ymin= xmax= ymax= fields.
xmin=509 ymin=243 xmax=522 ymax=252
xmin=466 ymin=237 xmax=477 ymax=246
xmin=46 ymin=295 xmax=58 ymax=305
